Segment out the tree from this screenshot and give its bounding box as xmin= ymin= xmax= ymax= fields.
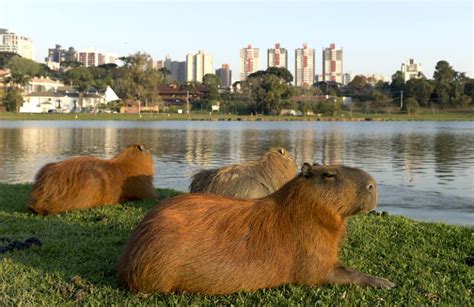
xmin=464 ymin=77 xmax=474 ymax=102
xmin=403 ymin=97 xmax=419 ymax=115
xmin=2 ymin=89 xmax=23 ymax=112
xmin=114 ymin=52 xmax=161 ymax=109
xmin=433 ymin=60 xmax=456 ymax=107
xmin=157 ymin=67 xmax=171 ymax=84
xmin=0 ymin=52 xmax=20 ymax=68
xmin=390 ymin=71 xmax=405 ymax=94
xmin=348 ymin=75 xmax=370 ymax=94
xmin=243 ymin=73 xmax=294 ymax=115
xmin=404 ymin=78 xmax=434 ymax=107
xmin=265 ymin=67 xmax=293 ymax=83
xmin=247 ymin=67 xmax=294 ymax=84
xmin=60 ymin=60 xmax=83 ymax=71
xmin=202 ymin=74 xmax=221 ymax=102
xmin=5 ymin=57 xmax=41 ymax=88
xmin=313 ymin=81 xmax=340 ymax=95
xmin=64 ymin=67 xmax=94 ymax=111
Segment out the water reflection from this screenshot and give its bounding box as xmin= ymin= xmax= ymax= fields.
xmin=0 ymin=121 xmax=472 ymax=225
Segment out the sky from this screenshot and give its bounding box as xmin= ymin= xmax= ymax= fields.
xmin=1 ymin=0 xmax=472 ymax=81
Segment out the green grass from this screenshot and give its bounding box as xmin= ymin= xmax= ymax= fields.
xmin=0 ymin=109 xmax=473 ymax=121
xmin=0 ymin=183 xmax=472 ymax=305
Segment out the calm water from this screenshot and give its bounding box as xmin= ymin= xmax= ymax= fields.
xmin=0 ymin=120 xmax=473 ymax=226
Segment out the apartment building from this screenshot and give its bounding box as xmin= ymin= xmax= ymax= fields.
xmin=295 ymin=43 xmax=315 ymax=87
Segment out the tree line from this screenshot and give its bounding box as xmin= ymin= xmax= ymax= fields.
xmin=0 ymin=50 xmax=472 ymax=115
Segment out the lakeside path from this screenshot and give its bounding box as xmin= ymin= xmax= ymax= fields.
xmin=0 ymin=110 xmax=473 ymax=121
xmin=1 ymin=184 xmax=471 ymax=305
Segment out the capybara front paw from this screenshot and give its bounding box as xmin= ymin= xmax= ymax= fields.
xmin=366 ymin=276 xmax=395 ymax=289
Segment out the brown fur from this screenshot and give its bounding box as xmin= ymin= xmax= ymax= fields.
xmin=189 ymin=147 xmax=297 ymax=199
xmin=28 ymin=144 xmax=156 ymax=215
xmin=116 ymin=163 xmax=394 ymax=294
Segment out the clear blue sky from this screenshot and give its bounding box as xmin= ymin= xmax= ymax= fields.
xmin=1 ymin=0 xmax=472 ymax=81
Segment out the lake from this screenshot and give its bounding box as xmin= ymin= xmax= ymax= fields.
xmin=0 ymin=120 xmax=473 ymax=225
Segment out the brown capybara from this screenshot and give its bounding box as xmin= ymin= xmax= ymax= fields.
xmin=189 ymin=147 xmax=297 ymax=199
xmin=28 ymin=144 xmax=156 ymax=215
xmin=116 ymin=163 xmax=395 ymax=294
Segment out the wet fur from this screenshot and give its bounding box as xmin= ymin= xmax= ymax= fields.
xmin=116 ymin=164 xmax=394 ymax=294
xmin=28 ymin=144 xmax=156 ymax=215
xmin=189 ymin=148 xmax=297 ymax=199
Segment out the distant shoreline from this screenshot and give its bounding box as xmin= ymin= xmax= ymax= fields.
xmin=0 ymin=110 xmax=473 ymax=121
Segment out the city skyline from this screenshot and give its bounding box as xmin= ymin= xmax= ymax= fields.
xmin=1 ymin=0 xmax=472 ymax=81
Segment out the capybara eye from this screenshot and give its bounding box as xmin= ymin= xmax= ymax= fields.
xmin=323 ymin=172 xmax=336 ymax=179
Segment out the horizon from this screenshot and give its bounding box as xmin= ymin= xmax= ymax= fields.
xmin=1 ymin=0 xmax=472 ymax=81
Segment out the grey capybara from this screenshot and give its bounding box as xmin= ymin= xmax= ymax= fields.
xmin=189 ymin=147 xmax=297 ymax=199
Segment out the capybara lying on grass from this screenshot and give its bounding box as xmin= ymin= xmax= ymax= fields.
xmin=116 ymin=163 xmax=394 ymax=294
xmin=28 ymin=144 xmax=156 ymax=215
xmin=189 ymin=147 xmax=297 ymax=199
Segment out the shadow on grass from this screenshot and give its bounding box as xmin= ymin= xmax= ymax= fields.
xmin=0 ymin=184 xmax=182 ymax=291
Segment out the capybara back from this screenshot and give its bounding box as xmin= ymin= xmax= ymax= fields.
xmin=189 ymin=147 xmax=297 ymax=199
xmin=28 ymin=144 xmax=156 ymax=215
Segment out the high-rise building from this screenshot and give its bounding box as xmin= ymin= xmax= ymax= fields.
xmin=401 ymin=59 xmax=422 ymax=81
xmin=154 ymin=60 xmax=164 ymax=70
xmin=45 ymin=44 xmax=76 ymax=63
xmin=75 ymin=49 xmax=117 ymax=67
xmin=215 ymin=64 xmax=232 ymax=88
xmin=267 ymin=43 xmax=288 ymax=69
xmin=322 ymin=43 xmax=343 ymax=83
xmin=295 ymin=43 xmax=315 ymax=87
xmin=342 ymin=73 xmax=352 ymax=86
xmin=240 ymin=44 xmax=260 ymax=81
xmin=0 ymin=28 xmax=35 ymax=60
xmin=186 ymin=50 xmax=213 ymax=82
xmin=164 ymin=56 xmax=186 ymax=83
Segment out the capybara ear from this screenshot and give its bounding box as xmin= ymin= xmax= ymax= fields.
xmin=137 ymin=144 xmax=145 ymax=151
xmin=301 ymin=163 xmax=313 ymax=178
xmin=313 ymin=163 xmax=321 ymax=167
xmin=278 ymin=148 xmax=285 ymax=155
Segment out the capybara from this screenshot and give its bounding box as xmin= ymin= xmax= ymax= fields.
xmin=189 ymin=147 xmax=297 ymax=199
xmin=28 ymin=144 xmax=156 ymax=215
xmin=116 ymin=163 xmax=394 ymax=294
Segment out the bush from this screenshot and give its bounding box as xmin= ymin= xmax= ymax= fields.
xmin=403 ymin=97 xmax=420 ymax=115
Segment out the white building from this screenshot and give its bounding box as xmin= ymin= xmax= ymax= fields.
xmin=186 ymin=50 xmax=213 ymax=82
xmin=365 ymin=73 xmax=386 ymax=85
xmin=267 ymin=43 xmax=288 ymax=69
xmin=25 ymin=76 xmax=64 ymax=94
xmin=0 ymin=28 xmax=35 ymax=60
xmin=342 ymin=73 xmax=352 ymax=86
xmin=19 ymin=86 xmax=119 ymax=113
xmin=322 ymin=43 xmax=343 ymax=83
xmin=401 ymin=59 xmax=423 ymax=81
xmin=240 ymin=44 xmax=260 ymax=80
xmin=295 ymin=43 xmax=315 ymax=87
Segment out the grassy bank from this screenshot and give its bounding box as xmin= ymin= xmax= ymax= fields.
xmin=0 ymin=183 xmax=472 ymax=305
xmin=0 ymin=109 xmax=473 ymax=121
